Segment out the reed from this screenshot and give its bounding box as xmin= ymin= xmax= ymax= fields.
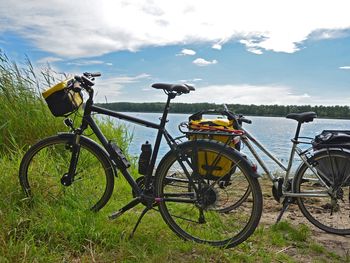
xmin=0 ymin=50 xmax=65 ymax=153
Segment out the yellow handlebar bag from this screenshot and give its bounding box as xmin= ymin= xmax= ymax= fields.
xmin=42 ymin=79 xmax=83 ymax=117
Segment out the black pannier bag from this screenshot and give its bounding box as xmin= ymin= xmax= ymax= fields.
xmin=312 ymin=130 xmax=350 ymax=186
xmin=42 ymin=78 xmax=83 ymax=117
xmin=312 ymin=130 xmax=350 ymax=150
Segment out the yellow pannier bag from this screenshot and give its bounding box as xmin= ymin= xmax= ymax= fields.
xmin=42 ymin=78 xmax=83 ymax=117
xmin=189 ymin=118 xmax=240 ymax=177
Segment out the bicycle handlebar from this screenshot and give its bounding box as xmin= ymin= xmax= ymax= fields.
xmin=223 ymin=104 xmax=252 ymax=125
xmin=83 ymin=72 xmax=101 ymax=78
xmin=239 ymin=116 xmax=252 ymax=124
xmin=73 ymin=72 xmax=102 ymax=91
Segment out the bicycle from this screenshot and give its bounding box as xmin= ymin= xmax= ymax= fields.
xmin=19 ymin=73 xmax=263 ymax=248
xmin=183 ymin=105 xmax=350 ymax=235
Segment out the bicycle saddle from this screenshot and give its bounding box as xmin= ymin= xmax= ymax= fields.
xmin=286 ymin=112 xmax=317 ymax=123
xmin=151 ymin=83 xmax=195 ymax=94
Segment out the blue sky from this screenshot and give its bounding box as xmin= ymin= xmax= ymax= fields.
xmin=1 ymin=0 xmax=350 ymax=105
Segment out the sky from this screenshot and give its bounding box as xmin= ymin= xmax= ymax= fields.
xmin=1 ymin=0 xmax=350 ymax=105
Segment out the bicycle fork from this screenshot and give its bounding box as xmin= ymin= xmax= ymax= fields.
xmin=61 ymin=133 xmax=81 ymax=186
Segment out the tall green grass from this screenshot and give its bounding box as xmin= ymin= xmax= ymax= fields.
xmin=0 ymin=50 xmax=65 ymax=153
xmin=0 ymin=52 xmax=346 ymax=262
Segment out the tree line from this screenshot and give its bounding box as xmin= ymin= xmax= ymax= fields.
xmin=97 ymin=102 xmax=350 ymax=119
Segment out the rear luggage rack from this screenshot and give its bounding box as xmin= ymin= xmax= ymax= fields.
xmin=178 ymin=121 xmax=244 ymax=137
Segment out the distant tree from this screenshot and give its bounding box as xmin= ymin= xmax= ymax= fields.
xmin=96 ymin=102 xmax=350 ymax=119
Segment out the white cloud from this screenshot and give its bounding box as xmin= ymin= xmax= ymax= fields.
xmin=176 ymin=84 xmax=350 ymax=105
xmin=178 ymin=78 xmax=202 ymax=83
xmin=67 ymin=60 xmax=110 ymax=66
xmin=94 ymin=73 xmax=151 ymax=102
xmin=240 ymin=39 xmax=264 ymax=54
xmin=339 ymin=66 xmax=350 ymax=69
xmin=248 ymin=49 xmax=263 ymax=55
xmin=37 ymin=56 xmax=63 ymax=64
xmin=1 ymin=1 xmax=350 ymax=57
xmin=193 ymin=58 xmax=218 ymax=66
xmin=309 ymin=29 xmax=350 ymax=40
xmin=90 ymin=79 xmax=350 ymax=104
xmin=106 ymin=73 xmax=151 ymax=84
xmin=212 ymin=43 xmax=222 ymax=50
xmin=177 ymin=48 xmax=196 ymax=56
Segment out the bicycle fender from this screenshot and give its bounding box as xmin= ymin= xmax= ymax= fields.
xmin=294 ymin=147 xmax=350 ymax=188
xmin=57 ymin=132 xmax=118 ymax=177
xmin=312 ymin=147 xmax=350 ymax=156
xmin=216 ymin=141 xmax=261 ymax=178
xmin=297 ymin=147 xmax=350 ymax=174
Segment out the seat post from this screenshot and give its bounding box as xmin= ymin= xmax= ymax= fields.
xmin=159 ymin=93 xmax=175 ymax=129
xmin=294 ymin=122 xmax=302 ymax=141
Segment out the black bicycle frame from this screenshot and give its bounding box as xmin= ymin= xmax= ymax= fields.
xmin=80 ymin=91 xmax=178 ymax=196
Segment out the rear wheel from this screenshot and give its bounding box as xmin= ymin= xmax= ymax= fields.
xmin=155 ymin=140 xmax=262 ymax=248
xmin=19 ymin=135 xmax=114 ymax=211
xmin=294 ymin=149 xmax=350 ymax=235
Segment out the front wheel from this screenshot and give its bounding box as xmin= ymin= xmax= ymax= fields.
xmin=155 ymin=140 xmax=263 ymax=248
xmin=294 ymin=149 xmax=350 ymax=235
xmin=19 ymin=135 xmax=115 ymax=211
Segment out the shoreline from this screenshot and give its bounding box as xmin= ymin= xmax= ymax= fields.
xmin=96 ymin=102 xmax=350 ymax=120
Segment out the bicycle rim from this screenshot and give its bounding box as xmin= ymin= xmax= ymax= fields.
xmin=155 ymin=141 xmax=262 ymax=248
xmin=19 ymin=136 xmax=114 ymax=211
xmin=295 ymin=150 xmax=350 ymax=234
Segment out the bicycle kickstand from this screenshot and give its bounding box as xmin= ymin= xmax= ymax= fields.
xmin=275 ymin=197 xmax=294 ymax=223
xmin=109 ymin=197 xmax=141 ymax=220
xmin=129 ymin=207 xmax=151 ymax=239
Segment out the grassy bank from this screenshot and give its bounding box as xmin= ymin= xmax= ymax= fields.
xmin=0 ymin=52 xmax=347 ymax=262
xmin=0 ymin=154 xmax=346 ymax=262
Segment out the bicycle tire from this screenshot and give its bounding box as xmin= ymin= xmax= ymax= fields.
xmin=19 ymin=134 xmax=115 ymax=211
xmin=155 ymin=140 xmax=262 ymax=248
xmin=294 ymin=149 xmax=350 ymax=235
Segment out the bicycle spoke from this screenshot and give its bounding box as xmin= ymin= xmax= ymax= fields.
xmin=156 ymin=140 xmax=262 ymax=247
xmin=295 ymin=150 xmax=350 ymax=234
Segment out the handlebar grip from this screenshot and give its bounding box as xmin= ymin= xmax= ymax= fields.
xmin=185 ymin=84 xmax=195 ymax=91
xmin=90 ymin=72 xmax=101 ymax=77
xmin=241 ymin=118 xmax=252 ymax=124
xmin=83 ymin=72 xmax=101 ymax=78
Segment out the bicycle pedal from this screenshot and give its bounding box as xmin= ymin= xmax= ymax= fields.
xmin=109 ymin=210 xmax=123 ymax=220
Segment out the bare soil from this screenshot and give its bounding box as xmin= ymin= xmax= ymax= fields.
xmin=259 ymin=181 xmax=350 ymax=261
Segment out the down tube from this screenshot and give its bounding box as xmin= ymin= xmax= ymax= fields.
xmin=85 ymin=115 xmax=141 ymax=194
xmin=242 ymin=131 xmax=287 ymax=184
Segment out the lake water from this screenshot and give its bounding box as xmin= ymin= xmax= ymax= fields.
xmin=112 ymin=112 xmax=350 ymax=173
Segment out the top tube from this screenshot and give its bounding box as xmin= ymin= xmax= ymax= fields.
xmin=91 ymin=105 xmax=161 ymax=130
